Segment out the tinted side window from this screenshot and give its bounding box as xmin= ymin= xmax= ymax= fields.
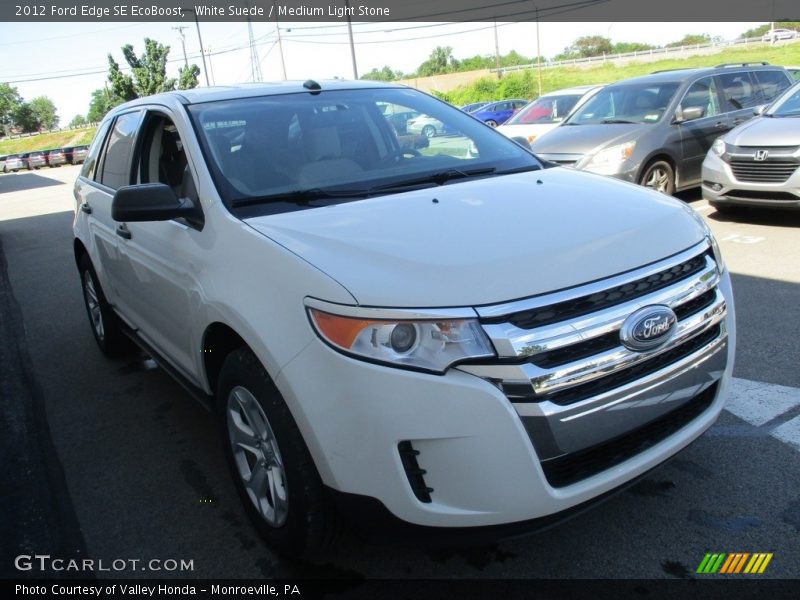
xmin=718 ymin=72 xmax=758 ymax=111
xmin=681 ymin=77 xmax=721 ymax=118
xmin=100 ymin=111 xmax=142 ymax=190
xmin=80 ymin=120 xmax=113 ymax=180
xmin=752 ymin=70 xmax=792 ymax=105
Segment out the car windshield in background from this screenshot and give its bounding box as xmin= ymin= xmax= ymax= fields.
xmin=506 ymin=95 xmax=582 ymax=125
xmin=766 ymin=84 xmax=800 ymax=117
xmin=566 ymin=83 xmax=680 ymax=125
xmin=187 ymin=87 xmax=540 ymax=209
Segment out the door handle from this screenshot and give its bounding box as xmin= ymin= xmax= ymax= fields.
xmin=714 ymin=121 xmax=727 ymax=129
xmin=80 ymin=203 xmax=92 ymax=214
xmin=116 ymin=224 xmax=132 ymax=240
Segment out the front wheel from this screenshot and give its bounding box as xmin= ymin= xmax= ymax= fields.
xmin=639 ymin=160 xmax=675 ymax=195
xmin=485 ymin=119 xmax=498 ymax=127
xmin=218 ymin=348 xmax=339 ymax=558
xmin=421 ymin=124 xmax=436 ymax=138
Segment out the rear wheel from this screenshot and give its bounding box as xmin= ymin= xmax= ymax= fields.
xmin=78 ymin=254 xmax=132 ymax=357
xmin=639 ymin=160 xmax=675 ymax=195
xmin=485 ymin=119 xmax=498 ymax=127
xmin=421 ymin=124 xmax=436 ymax=138
xmin=218 ymin=348 xmax=339 ymax=559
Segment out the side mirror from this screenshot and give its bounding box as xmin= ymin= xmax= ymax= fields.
xmin=753 ymin=104 xmax=767 ymax=116
xmin=112 ymin=183 xmax=201 ymax=225
xmin=511 ymin=136 xmax=532 ymax=150
xmin=674 ymin=106 xmax=705 ymax=123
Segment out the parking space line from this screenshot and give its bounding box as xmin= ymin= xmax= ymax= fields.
xmin=771 ymin=416 xmax=800 ymax=452
xmin=725 ymin=377 xmax=800 ymax=426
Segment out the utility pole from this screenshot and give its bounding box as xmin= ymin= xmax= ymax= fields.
xmin=273 ymin=1 xmax=287 ymax=79
xmin=247 ymin=16 xmax=263 ymax=81
xmin=205 ymin=48 xmax=217 ymax=85
xmin=494 ymin=19 xmax=500 ymax=71
xmin=346 ymin=0 xmax=358 ymax=79
xmin=190 ymin=9 xmax=210 ymax=86
xmin=534 ymin=3 xmax=542 ymax=97
xmin=172 ymin=26 xmax=189 ymax=68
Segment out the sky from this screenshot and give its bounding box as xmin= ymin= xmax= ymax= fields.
xmin=0 ymin=21 xmax=767 ymax=123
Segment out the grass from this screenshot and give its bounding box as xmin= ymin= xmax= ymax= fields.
xmin=0 ymin=127 xmax=96 ymax=155
xmin=438 ymin=43 xmax=800 ymax=105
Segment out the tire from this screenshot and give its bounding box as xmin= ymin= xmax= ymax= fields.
xmin=78 ymin=254 xmax=133 ymax=357
xmin=485 ymin=119 xmax=498 ymax=127
xmin=217 ymin=348 xmax=339 ymax=559
xmin=639 ymin=160 xmax=675 ymax=195
xmin=421 ymin=124 xmax=436 ymax=138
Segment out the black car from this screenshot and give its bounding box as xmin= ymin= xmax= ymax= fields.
xmin=532 ymin=62 xmax=794 ymax=195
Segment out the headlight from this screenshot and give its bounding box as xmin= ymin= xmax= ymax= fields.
xmin=584 ymin=141 xmax=636 ymax=174
xmin=307 ymin=306 xmax=495 ymax=374
xmin=681 ymin=205 xmax=726 ymax=272
xmin=712 ymin=138 xmax=727 ymax=156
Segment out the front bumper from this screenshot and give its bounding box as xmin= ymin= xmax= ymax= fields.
xmin=276 ymin=271 xmax=735 ymax=530
xmin=702 ymin=151 xmax=800 ymax=209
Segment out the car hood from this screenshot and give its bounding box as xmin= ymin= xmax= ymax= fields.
xmin=725 ymin=116 xmax=800 ymax=146
xmin=531 ymin=123 xmax=652 ymax=156
xmin=245 ymin=169 xmax=704 ymax=308
xmin=497 ymin=123 xmax=560 ymax=140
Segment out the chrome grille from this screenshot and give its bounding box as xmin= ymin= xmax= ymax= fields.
xmin=458 ymin=240 xmax=728 ymax=485
xmin=729 ymin=159 xmax=798 ymax=183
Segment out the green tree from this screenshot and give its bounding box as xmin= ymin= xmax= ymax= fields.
xmin=69 ymin=114 xmax=88 ymax=127
xmin=108 ymin=38 xmax=198 ymax=101
xmin=12 ymin=102 xmax=39 ymax=133
xmin=177 ymin=64 xmax=200 ymax=90
xmin=611 ymin=42 xmax=657 ymax=54
xmin=29 ymin=96 xmax=59 ymax=130
xmin=571 ymin=35 xmax=614 ymax=58
xmin=666 ymin=33 xmax=711 ymax=47
xmin=87 ymin=88 xmax=117 ymax=122
xmin=361 ymin=65 xmax=401 ymax=82
xmin=417 ymin=46 xmax=460 ymax=77
xmin=0 ymin=83 xmax=22 ymax=136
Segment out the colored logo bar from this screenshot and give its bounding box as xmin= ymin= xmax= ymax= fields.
xmin=696 ymin=552 xmax=773 ymax=574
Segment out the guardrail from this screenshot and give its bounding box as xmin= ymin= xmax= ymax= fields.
xmin=2 ymin=122 xmax=99 ymax=140
xmin=491 ymin=36 xmax=793 ymax=74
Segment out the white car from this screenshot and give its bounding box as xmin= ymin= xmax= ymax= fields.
xmin=73 ymin=80 xmax=734 ymax=558
xmin=497 ymin=84 xmax=605 ymax=146
xmin=762 ymin=28 xmax=799 ymax=42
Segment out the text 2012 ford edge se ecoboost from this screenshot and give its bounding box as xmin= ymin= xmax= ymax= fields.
xmin=73 ymin=80 xmax=734 ymax=557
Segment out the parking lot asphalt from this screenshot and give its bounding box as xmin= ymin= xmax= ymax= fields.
xmin=1 ymin=165 xmax=799 ymax=583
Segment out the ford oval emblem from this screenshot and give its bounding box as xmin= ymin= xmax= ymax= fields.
xmin=619 ymin=305 xmax=677 ymax=352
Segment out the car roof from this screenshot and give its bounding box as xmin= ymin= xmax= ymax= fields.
xmin=607 ymin=65 xmax=786 ymax=88
xmin=541 ymin=84 xmax=605 ymax=97
xmin=112 ymin=79 xmax=404 ymax=111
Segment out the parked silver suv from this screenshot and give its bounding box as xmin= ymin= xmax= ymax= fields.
xmin=532 ymin=63 xmax=793 ymax=195
xmin=702 ymin=81 xmax=800 ymax=211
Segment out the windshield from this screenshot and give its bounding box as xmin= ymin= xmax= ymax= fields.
xmin=566 ymin=82 xmax=679 ymax=125
xmin=188 ymin=87 xmax=540 ymax=212
xmin=766 ymin=83 xmax=800 ymax=117
xmin=506 ymin=94 xmax=582 ymax=125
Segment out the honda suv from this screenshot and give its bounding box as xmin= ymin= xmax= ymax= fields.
xmin=531 ymin=63 xmax=793 ymax=195
xmin=73 ymin=80 xmax=734 ymax=558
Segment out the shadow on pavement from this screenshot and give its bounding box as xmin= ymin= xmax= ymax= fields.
xmin=0 ymin=171 xmax=67 ymax=195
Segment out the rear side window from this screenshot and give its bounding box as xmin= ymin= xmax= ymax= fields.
xmin=80 ymin=120 xmax=113 ymax=180
xmin=718 ymin=72 xmax=758 ymax=111
xmin=100 ymin=111 xmax=143 ymax=190
xmin=751 ymin=70 xmax=792 ymax=105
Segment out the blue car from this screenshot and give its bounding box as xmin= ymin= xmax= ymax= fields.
xmin=471 ymin=99 xmax=528 ymax=127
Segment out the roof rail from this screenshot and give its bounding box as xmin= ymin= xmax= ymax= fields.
xmin=714 ymin=62 xmax=770 ymax=68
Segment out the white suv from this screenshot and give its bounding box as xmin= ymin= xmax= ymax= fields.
xmin=73 ymin=80 xmax=735 ymax=557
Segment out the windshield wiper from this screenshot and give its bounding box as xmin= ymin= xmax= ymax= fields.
xmin=600 ymin=118 xmax=638 ymax=124
xmin=231 ymin=187 xmax=366 ymax=208
xmin=366 ymin=167 xmax=498 ymax=194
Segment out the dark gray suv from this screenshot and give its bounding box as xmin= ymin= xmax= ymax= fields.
xmin=531 ymin=63 xmax=793 ymax=195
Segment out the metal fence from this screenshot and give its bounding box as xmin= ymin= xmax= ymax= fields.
xmin=491 ymin=36 xmax=789 ymax=75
